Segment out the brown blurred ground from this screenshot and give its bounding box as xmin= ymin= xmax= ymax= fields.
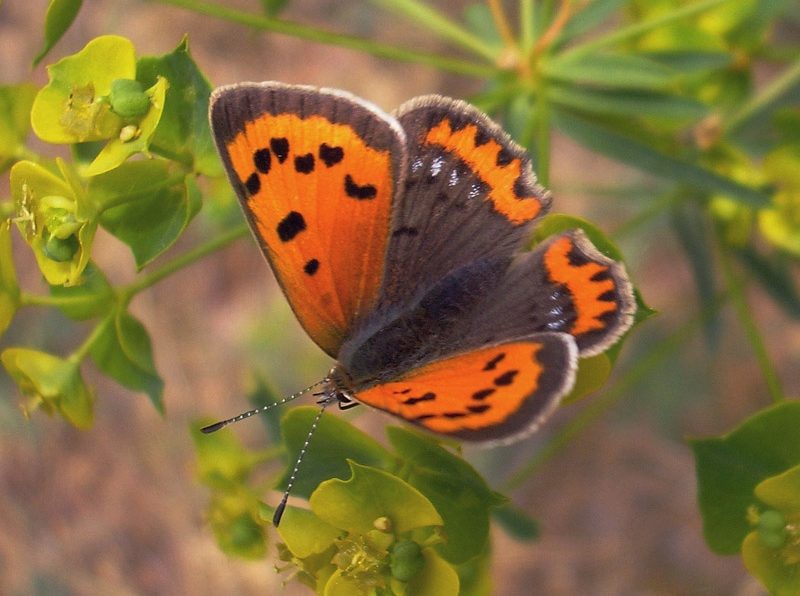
xmin=2 ymin=1 xmax=797 ymax=594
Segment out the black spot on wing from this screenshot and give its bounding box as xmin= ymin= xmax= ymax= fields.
xmin=277 ymin=211 xmax=306 ymax=242
xmin=270 ymin=137 xmax=289 ymax=163
xmin=402 ymin=392 xmax=436 ymax=405
xmin=244 ymin=173 xmax=260 ymax=195
xmin=304 ymin=258 xmax=319 ymax=275
xmin=496 ymin=147 xmax=514 ymax=166
xmin=494 ymin=370 xmax=519 ymax=386
xmin=472 ymin=388 xmax=495 ymax=401
xmin=344 ymin=174 xmax=377 ymax=199
xmin=253 ymin=148 xmax=271 ymax=174
xmin=483 ymin=353 xmax=506 ymax=371
xmin=319 ymin=143 xmax=344 ymax=167
xmin=294 ymin=153 xmax=315 ymax=173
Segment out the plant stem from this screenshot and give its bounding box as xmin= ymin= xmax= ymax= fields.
xmin=488 ymin=0 xmax=518 ymax=50
xmin=502 ymin=292 xmax=727 ymax=492
xmin=560 ymin=0 xmax=728 ymax=60
xmin=154 ymin=0 xmax=497 ymax=77
xmin=69 ymin=314 xmax=113 ymax=364
xmin=717 ymin=232 xmax=785 ymax=403
xmin=519 ymin=0 xmax=535 ymax=51
xmin=121 ymin=223 xmax=250 ymax=301
xmin=534 ymin=86 xmax=551 ymax=186
xmin=372 ymin=0 xmax=499 ymax=61
xmin=725 ymin=54 xmax=800 ymax=136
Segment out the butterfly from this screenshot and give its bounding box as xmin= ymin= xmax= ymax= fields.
xmin=206 ymin=82 xmax=636 ymax=522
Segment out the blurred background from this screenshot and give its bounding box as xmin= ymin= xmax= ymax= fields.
xmin=1 ymin=1 xmax=798 ymax=594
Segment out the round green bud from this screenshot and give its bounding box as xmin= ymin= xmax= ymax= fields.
xmin=759 ymin=510 xmax=786 ymax=532
xmin=390 ymin=539 xmax=424 ymax=582
xmin=109 ymin=79 xmax=150 ymax=118
xmin=44 ymin=234 xmax=79 ymax=262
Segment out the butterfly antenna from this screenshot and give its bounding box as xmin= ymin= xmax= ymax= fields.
xmin=200 ymin=379 xmax=329 ymax=434
xmin=272 ymin=396 xmax=333 ymax=526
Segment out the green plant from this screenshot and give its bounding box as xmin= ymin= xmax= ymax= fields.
xmin=2 ymin=1 xmax=799 ymax=594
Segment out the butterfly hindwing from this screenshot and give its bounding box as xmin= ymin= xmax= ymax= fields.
xmin=210 ymin=82 xmax=407 ymax=356
xmin=459 ymin=229 xmax=636 ymax=357
xmin=352 ymin=333 xmax=577 ymax=444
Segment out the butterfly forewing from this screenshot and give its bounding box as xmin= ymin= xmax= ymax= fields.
xmin=210 ymin=82 xmax=406 ymax=356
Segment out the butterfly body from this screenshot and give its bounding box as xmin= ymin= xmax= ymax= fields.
xmin=210 ymin=82 xmax=635 ymax=445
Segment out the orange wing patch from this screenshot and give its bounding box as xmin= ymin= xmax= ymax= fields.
xmin=355 ymin=342 xmax=548 ymax=436
xmin=544 ymin=236 xmax=617 ymax=336
xmin=226 ymin=113 xmax=394 ymax=355
xmin=423 ymin=118 xmax=541 ymax=225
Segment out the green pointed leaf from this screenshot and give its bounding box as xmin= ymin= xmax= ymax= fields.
xmin=277 ymin=506 xmax=342 ymax=558
xmin=545 ymin=53 xmax=677 ymax=90
xmin=49 ymin=263 xmax=113 ymax=320
xmin=491 ymin=502 xmax=540 ymax=541
xmin=136 ymin=37 xmax=222 ymax=176
xmin=742 ymin=531 xmax=800 ymax=596
xmin=556 ymin=0 xmax=626 ymax=46
xmin=277 ymin=406 xmax=395 ymax=499
xmin=33 ymin=0 xmax=84 ymax=66
xmin=755 ymin=464 xmax=800 ymax=513
xmin=0 ymin=84 xmax=37 ymax=172
xmin=0 ymin=222 xmax=20 ymax=337
xmin=670 ymin=202 xmax=719 ymax=344
xmin=563 ymin=353 xmax=611 ymax=404
xmin=1 ymin=347 xmax=93 ymax=428
xmin=387 ymin=426 xmax=494 ymax=563
xmin=310 ymin=461 xmax=443 ymax=535
xmin=93 ymin=161 xmax=199 ymax=268
xmin=83 ymin=76 xmax=168 ymax=176
xmin=89 ymin=309 xmax=163 ymax=412
xmin=31 ymin=35 xmax=135 ymax=144
xmin=404 ymin=547 xmax=460 ymax=596
xmin=690 ymin=402 xmax=800 ymax=554
xmin=552 ymin=108 xmax=771 ymax=207
xmin=547 ymin=85 xmax=708 ymax=122
xmin=735 ymin=247 xmax=800 ymax=319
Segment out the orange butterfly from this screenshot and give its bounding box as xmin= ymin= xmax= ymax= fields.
xmin=206 ymin=82 xmax=635 ymax=523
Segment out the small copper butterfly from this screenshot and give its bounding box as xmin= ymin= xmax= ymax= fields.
xmin=206 ymin=82 xmax=636 ymax=522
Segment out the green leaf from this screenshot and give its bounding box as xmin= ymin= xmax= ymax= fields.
xmin=734 ymin=248 xmax=800 ymax=318
xmin=278 ymin=407 xmax=395 ymax=499
xmin=563 ymin=353 xmax=611 ymax=404
xmin=49 ymin=263 xmax=113 ymax=320
xmin=547 ymin=85 xmax=708 ymax=122
xmin=309 ymin=461 xmax=443 ymax=535
xmin=31 ymin=35 xmax=135 ymax=144
xmin=556 ymin=0 xmax=626 ymax=46
xmin=191 ymin=421 xmax=265 ymax=487
xmin=670 ymin=202 xmax=719 ymax=345
xmin=690 ymin=402 xmax=800 ymax=554
xmin=92 ymin=161 xmax=199 ymax=268
xmin=643 ymin=50 xmax=733 ymax=73
xmin=90 ymin=309 xmax=164 ymax=412
xmin=33 ymin=0 xmax=84 ymax=66
xmin=491 ymin=502 xmax=539 ymax=541
xmin=742 ymin=531 xmax=800 ymax=596
xmin=0 ymin=84 xmax=37 ymax=172
xmin=136 ymin=37 xmax=222 ymax=176
xmin=403 ymin=547 xmax=460 ymax=596
xmin=83 ymin=76 xmax=168 ymax=176
xmin=545 ymin=53 xmax=677 ymax=90
xmin=207 ymin=486 xmax=267 ymax=559
xmin=277 ymin=506 xmax=342 ymax=558
xmin=1 ymin=347 xmax=93 ymax=428
xmin=552 ymin=108 xmax=771 ymax=207
xmin=387 ymin=426 xmax=495 ymax=564
xmin=0 ymin=222 xmax=20 ymax=337
xmin=755 ymin=464 xmax=800 ymax=514
xmin=462 ymin=4 xmax=502 ymax=48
